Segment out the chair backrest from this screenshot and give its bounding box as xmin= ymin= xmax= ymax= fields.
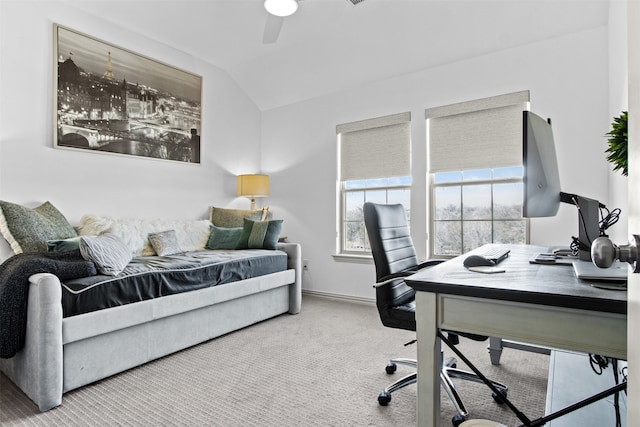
xmin=364 ymin=202 xmax=419 ymax=331
xmin=363 ymin=202 xmax=419 ymax=282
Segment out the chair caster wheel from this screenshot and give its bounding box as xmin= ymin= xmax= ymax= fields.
xmin=492 ymin=389 xmax=508 ymax=404
xmin=385 ymin=362 xmax=397 ymax=374
xmin=378 ymin=391 xmax=391 ymax=406
xmin=452 ymin=413 xmax=466 ymax=426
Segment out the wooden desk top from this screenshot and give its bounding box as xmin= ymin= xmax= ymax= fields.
xmin=406 ymin=244 xmax=627 ymax=315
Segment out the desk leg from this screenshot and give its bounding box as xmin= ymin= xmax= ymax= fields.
xmin=488 ymin=336 xmax=504 ymax=365
xmin=415 ymin=291 xmax=441 ymax=427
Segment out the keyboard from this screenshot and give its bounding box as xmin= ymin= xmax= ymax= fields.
xmin=477 ymin=246 xmax=511 ymax=264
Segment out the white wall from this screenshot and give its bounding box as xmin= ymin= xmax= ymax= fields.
xmin=262 ymin=26 xmax=619 ymax=301
xmin=607 ymin=0 xmax=630 ymax=244
xmin=0 ymin=2 xmax=262 ymax=229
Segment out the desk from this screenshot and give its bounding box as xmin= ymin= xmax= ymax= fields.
xmin=406 ymin=244 xmax=627 ymax=427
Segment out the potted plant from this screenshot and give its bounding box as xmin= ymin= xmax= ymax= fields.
xmin=605 ymin=111 xmax=628 ymax=176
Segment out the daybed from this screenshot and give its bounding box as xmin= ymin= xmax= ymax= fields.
xmin=0 ymin=202 xmax=302 ymax=412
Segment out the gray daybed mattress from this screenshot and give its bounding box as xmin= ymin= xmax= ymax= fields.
xmin=61 ymin=249 xmax=288 ymax=317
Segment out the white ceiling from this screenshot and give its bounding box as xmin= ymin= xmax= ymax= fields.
xmin=69 ymin=0 xmax=610 ymax=111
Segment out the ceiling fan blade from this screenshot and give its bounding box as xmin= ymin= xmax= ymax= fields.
xmin=263 ymin=14 xmax=285 ymax=44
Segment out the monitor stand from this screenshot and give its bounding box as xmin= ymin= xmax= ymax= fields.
xmin=561 ymin=193 xmax=601 ymax=261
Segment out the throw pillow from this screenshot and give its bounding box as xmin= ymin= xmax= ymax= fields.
xmin=209 ymin=206 xmax=269 ymax=228
xmin=0 ymin=200 xmax=78 ymax=254
xmin=206 ymin=225 xmax=243 ymax=250
xmin=79 ymin=233 xmax=132 ymax=276
xmin=47 ymin=236 xmax=83 ymax=253
xmin=78 ymin=215 xmax=210 ymax=256
xmin=236 ymin=219 xmax=283 ymax=250
xmin=148 ymin=229 xmax=183 ymax=256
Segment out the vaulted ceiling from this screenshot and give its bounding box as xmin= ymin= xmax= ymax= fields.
xmin=70 ymin=0 xmax=610 ymax=111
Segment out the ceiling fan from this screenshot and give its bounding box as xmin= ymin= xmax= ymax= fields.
xmin=262 ymin=0 xmax=366 ymax=44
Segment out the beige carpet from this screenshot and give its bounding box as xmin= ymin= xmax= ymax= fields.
xmin=0 ymin=295 xmax=549 ymax=426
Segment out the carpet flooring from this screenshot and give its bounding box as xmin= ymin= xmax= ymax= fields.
xmin=0 ymin=295 xmax=549 ymax=426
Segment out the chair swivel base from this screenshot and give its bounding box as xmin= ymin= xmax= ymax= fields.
xmin=377 ymin=357 xmax=508 ymax=427
xmin=443 ymin=366 xmax=508 ymax=426
xmin=377 ymin=358 xmax=418 ymax=405
xmin=377 ymin=357 xmax=458 ymax=405
xmin=378 ymin=371 xmax=415 ymax=405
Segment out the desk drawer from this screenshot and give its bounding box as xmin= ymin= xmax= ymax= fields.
xmin=437 ymin=294 xmax=627 ymax=360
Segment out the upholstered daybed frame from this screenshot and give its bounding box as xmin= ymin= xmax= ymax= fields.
xmin=0 ymin=242 xmax=301 ymax=412
xmin=0 ymin=204 xmax=302 ymax=412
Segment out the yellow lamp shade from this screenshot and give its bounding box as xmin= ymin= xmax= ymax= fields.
xmin=237 ymin=174 xmax=270 ymax=197
xmin=237 ymin=174 xmax=269 ymax=209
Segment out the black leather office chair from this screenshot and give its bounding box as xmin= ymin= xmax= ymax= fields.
xmin=363 ymin=202 xmax=508 ymax=426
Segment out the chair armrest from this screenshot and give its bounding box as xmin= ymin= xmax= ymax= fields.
xmin=416 ymin=259 xmax=446 ymax=270
xmin=373 ymin=271 xmax=413 ymax=287
xmin=373 ymin=259 xmax=446 ymax=288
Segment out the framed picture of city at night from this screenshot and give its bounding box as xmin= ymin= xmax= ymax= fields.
xmin=53 ymin=24 xmax=202 ymax=164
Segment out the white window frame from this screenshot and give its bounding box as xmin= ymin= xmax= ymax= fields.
xmin=339 ymin=178 xmax=412 ymax=256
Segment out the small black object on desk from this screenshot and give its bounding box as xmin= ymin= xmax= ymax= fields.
xmin=463 ymin=254 xmax=496 ymax=268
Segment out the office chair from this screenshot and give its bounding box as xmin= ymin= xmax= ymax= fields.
xmin=363 ymin=202 xmax=508 ymax=427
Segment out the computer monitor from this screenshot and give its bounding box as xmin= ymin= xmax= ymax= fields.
xmin=522 ymin=111 xmax=561 ymax=218
xmin=522 ymin=111 xmax=602 ymax=261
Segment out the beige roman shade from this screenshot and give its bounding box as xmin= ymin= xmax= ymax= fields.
xmin=337 ymin=112 xmax=411 ymax=181
xmin=426 ymin=91 xmax=530 ymax=173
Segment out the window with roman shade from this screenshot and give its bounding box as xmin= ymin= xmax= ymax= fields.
xmin=336 ymin=112 xmax=411 ymax=256
xmin=426 ymin=91 xmax=530 ymax=256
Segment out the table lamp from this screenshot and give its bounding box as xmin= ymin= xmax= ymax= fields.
xmin=237 ymin=174 xmax=270 ymax=210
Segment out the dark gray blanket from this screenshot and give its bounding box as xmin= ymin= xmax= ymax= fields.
xmin=0 ymin=250 xmax=96 ymax=358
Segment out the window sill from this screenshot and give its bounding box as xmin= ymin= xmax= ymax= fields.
xmin=332 ymin=254 xmax=374 ymax=264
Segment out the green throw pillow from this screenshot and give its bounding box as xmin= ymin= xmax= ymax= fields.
xmin=206 ymin=225 xmax=243 ymax=250
xmin=236 ymin=219 xmax=283 ymax=250
xmin=47 ymin=236 xmax=83 ymax=253
xmin=0 ymin=200 xmax=78 ymax=254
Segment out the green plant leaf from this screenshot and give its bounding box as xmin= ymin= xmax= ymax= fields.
xmin=605 ymin=111 xmax=628 ymax=176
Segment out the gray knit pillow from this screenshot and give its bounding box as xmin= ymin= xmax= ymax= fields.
xmin=0 ymin=200 xmax=77 ymax=254
xmin=79 ymin=233 xmax=132 ymax=276
xmin=148 ymin=230 xmax=182 ymax=256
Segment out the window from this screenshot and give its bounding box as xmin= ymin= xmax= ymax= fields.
xmin=426 ymin=91 xmax=530 ymax=257
xmin=342 ymin=177 xmax=411 ymax=252
xmin=432 ymin=167 xmax=525 ymax=255
xmin=337 ymin=112 xmax=411 ymax=255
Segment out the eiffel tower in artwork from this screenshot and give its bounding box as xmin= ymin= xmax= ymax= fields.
xmin=103 ymin=51 xmax=115 ymax=80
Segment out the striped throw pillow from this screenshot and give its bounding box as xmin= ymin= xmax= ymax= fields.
xmin=236 ymin=219 xmax=283 ymax=250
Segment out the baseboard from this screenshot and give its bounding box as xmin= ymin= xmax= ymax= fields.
xmin=302 ymin=289 xmax=375 ymax=306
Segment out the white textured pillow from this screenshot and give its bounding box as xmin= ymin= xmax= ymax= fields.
xmin=78 ymin=215 xmax=211 ymax=256
xmin=79 ymin=233 xmax=132 ymax=276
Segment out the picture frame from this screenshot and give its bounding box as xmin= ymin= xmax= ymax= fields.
xmin=53 ymin=24 xmax=202 ymax=164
